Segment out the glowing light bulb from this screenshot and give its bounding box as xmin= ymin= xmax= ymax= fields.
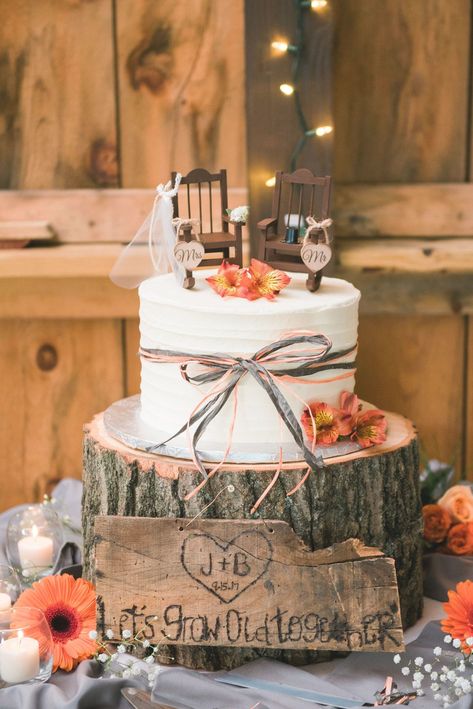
xmin=271 ymin=40 xmax=289 ymax=53
xmin=311 ymin=0 xmax=328 ymax=9
xmin=280 ymin=83 xmax=294 ymax=96
xmin=314 ymin=125 xmax=333 ymax=136
xmin=265 ymin=177 xmax=276 ymax=187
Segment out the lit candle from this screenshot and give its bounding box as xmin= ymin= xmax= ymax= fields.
xmin=0 ymin=593 xmax=11 ymax=612
xmin=0 ymin=631 xmax=40 ymax=683
xmin=18 ymin=525 xmax=53 ymax=570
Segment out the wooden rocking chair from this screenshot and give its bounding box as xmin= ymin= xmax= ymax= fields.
xmin=257 ymin=168 xmax=332 ymax=292
xmin=171 ymin=168 xmax=243 ymax=267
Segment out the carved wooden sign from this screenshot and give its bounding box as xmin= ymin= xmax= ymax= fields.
xmin=300 ymin=241 xmax=332 ymax=272
xmin=173 ymin=239 xmax=205 ymax=270
xmin=94 ymin=517 xmax=404 ymax=653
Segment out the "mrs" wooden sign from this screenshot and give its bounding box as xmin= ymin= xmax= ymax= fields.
xmin=94 ymin=517 xmax=404 ymax=653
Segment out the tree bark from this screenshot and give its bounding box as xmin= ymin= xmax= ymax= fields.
xmin=83 ymin=410 xmax=423 ymax=670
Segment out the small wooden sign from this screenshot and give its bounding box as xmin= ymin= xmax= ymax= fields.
xmin=173 ymin=239 xmax=205 ymax=270
xmin=94 ymin=517 xmax=404 ymax=653
xmin=300 ymin=241 xmax=332 ymax=272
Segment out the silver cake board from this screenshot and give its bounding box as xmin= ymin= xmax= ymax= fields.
xmin=104 ymin=395 xmax=364 ymax=465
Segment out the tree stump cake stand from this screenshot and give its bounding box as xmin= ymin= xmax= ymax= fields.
xmin=83 ymin=410 xmax=423 ymax=671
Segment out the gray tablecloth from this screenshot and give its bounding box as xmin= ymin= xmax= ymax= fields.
xmin=0 ymin=480 xmax=471 ymax=709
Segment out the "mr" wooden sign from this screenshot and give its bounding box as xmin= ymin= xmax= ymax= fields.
xmin=94 ymin=517 xmax=404 ymax=653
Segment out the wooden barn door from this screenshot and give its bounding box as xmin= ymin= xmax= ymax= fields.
xmin=0 ymin=0 xmax=246 ymax=510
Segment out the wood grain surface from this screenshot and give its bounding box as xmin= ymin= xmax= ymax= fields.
xmin=334 ymin=184 xmax=473 ymax=238
xmin=0 ymin=0 xmax=117 ymax=189
xmin=333 ymin=0 xmax=470 ymax=183
xmin=357 ymin=316 xmax=465 ymax=468
xmin=95 ymin=517 xmax=404 ymax=653
xmin=115 ymin=0 xmax=246 ymax=188
xmin=0 ymin=319 xmax=124 ymax=509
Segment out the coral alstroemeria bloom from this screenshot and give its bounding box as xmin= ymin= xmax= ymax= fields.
xmin=301 ymin=401 xmax=352 ymax=445
xmin=247 ymin=258 xmax=291 ymax=300
xmin=441 ymin=580 xmax=473 ymax=655
xmin=15 ymin=574 xmax=97 ymax=672
xmin=340 ymin=391 xmax=361 ymax=416
xmin=206 ymin=261 xmax=247 ymax=298
xmin=351 ymin=409 xmax=387 ymax=448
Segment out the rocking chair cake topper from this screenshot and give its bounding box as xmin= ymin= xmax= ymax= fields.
xmin=110 ymin=165 xmax=332 ymax=293
xmin=110 ymin=167 xmax=246 ymax=290
xmin=257 ymin=168 xmax=333 ymax=292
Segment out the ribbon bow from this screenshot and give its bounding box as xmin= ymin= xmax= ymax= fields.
xmin=305 ymin=216 xmax=333 ymax=244
xmin=141 ymin=332 xmax=357 ymax=484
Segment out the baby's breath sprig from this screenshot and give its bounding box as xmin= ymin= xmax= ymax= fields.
xmin=90 ymin=622 xmax=174 ymax=687
xmin=393 ymin=634 xmax=473 ymax=707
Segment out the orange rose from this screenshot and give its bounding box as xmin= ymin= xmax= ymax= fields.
xmin=422 ymin=504 xmax=451 ymax=544
xmin=438 ymin=485 xmax=473 ymax=523
xmin=446 ymin=522 xmax=473 ymax=556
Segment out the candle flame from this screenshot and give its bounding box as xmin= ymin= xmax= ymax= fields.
xmin=265 ymin=177 xmax=276 ymax=187
xmin=18 ymin=629 xmax=23 ymax=646
xmin=31 ymin=525 xmax=38 ymax=538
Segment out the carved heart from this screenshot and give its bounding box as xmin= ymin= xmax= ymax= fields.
xmin=173 ymin=240 xmax=205 ymax=270
xmin=181 ymin=531 xmax=273 ymax=604
xmin=300 ymin=242 xmax=332 ymax=272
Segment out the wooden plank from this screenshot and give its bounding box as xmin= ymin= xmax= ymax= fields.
xmin=0 ymin=278 xmax=138 ymax=320
xmin=95 ymin=517 xmax=403 ymax=653
xmin=0 ymin=0 xmax=117 ymax=188
xmin=4 ymin=238 xmax=473 ymax=282
xmin=124 ymin=319 xmax=140 ymax=396
xmin=339 ymin=271 xmax=473 ymax=317
xmin=245 ymin=1 xmax=333 ymax=253
xmin=0 ymin=319 xmax=124 ymax=511
xmin=0 ymin=244 xmax=123 ymax=278
xmin=337 ymin=238 xmax=473 ymax=272
xmin=115 ymin=0 xmax=246 ymax=189
xmin=334 ymin=184 xmax=473 ymax=238
xmin=0 ymin=189 xmax=247 ymax=243
xmin=356 ymin=316 xmax=465 ymax=469
xmin=333 ymin=0 xmax=470 ymax=182
xmin=0 ymin=221 xmax=54 ymax=241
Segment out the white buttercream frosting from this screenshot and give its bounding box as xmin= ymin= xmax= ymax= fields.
xmin=138 ymin=272 xmax=360 ymax=448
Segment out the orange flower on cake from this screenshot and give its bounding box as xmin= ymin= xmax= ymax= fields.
xmin=441 ymin=579 xmax=473 ymax=654
xmin=206 ymin=261 xmax=248 ymax=298
xmin=350 ymin=408 xmax=387 ymax=448
xmin=245 ymin=259 xmax=291 ymax=300
xmin=438 ymin=484 xmax=473 ymax=524
xmin=446 ymin=522 xmax=473 ymax=556
xmin=14 ymin=573 xmax=97 ymax=672
xmin=301 ymin=402 xmax=352 ymax=445
xmin=422 ymin=503 xmax=452 ymax=544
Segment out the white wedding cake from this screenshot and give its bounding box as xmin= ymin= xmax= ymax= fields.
xmin=138 ymin=271 xmax=360 ymax=453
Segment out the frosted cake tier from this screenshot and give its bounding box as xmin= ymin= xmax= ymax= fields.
xmin=139 ymin=273 xmax=360 ymax=449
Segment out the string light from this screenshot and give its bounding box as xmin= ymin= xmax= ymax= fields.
xmin=267 ymin=0 xmax=332 ymax=177
xmin=306 ymin=125 xmax=333 ymax=137
xmin=279 ymin=83 xmax=295 ymax=96
xmin=271 ymin=40 xmax=298 ymax=54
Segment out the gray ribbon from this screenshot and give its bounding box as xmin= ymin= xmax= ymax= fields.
xmin=142 ymin=333 xmax=356 ymax=479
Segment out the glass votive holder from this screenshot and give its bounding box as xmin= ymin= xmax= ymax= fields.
xmin=0 ymin=607 xmax=53 ymax=686
xmin=0 ymin=565 xmax=21 ymax=612
xmin=6 ymin=505 xmax=64 ymax=585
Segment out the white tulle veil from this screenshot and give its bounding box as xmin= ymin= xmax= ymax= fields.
xmin=110 ymin=174 xmax=186 ymax=289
